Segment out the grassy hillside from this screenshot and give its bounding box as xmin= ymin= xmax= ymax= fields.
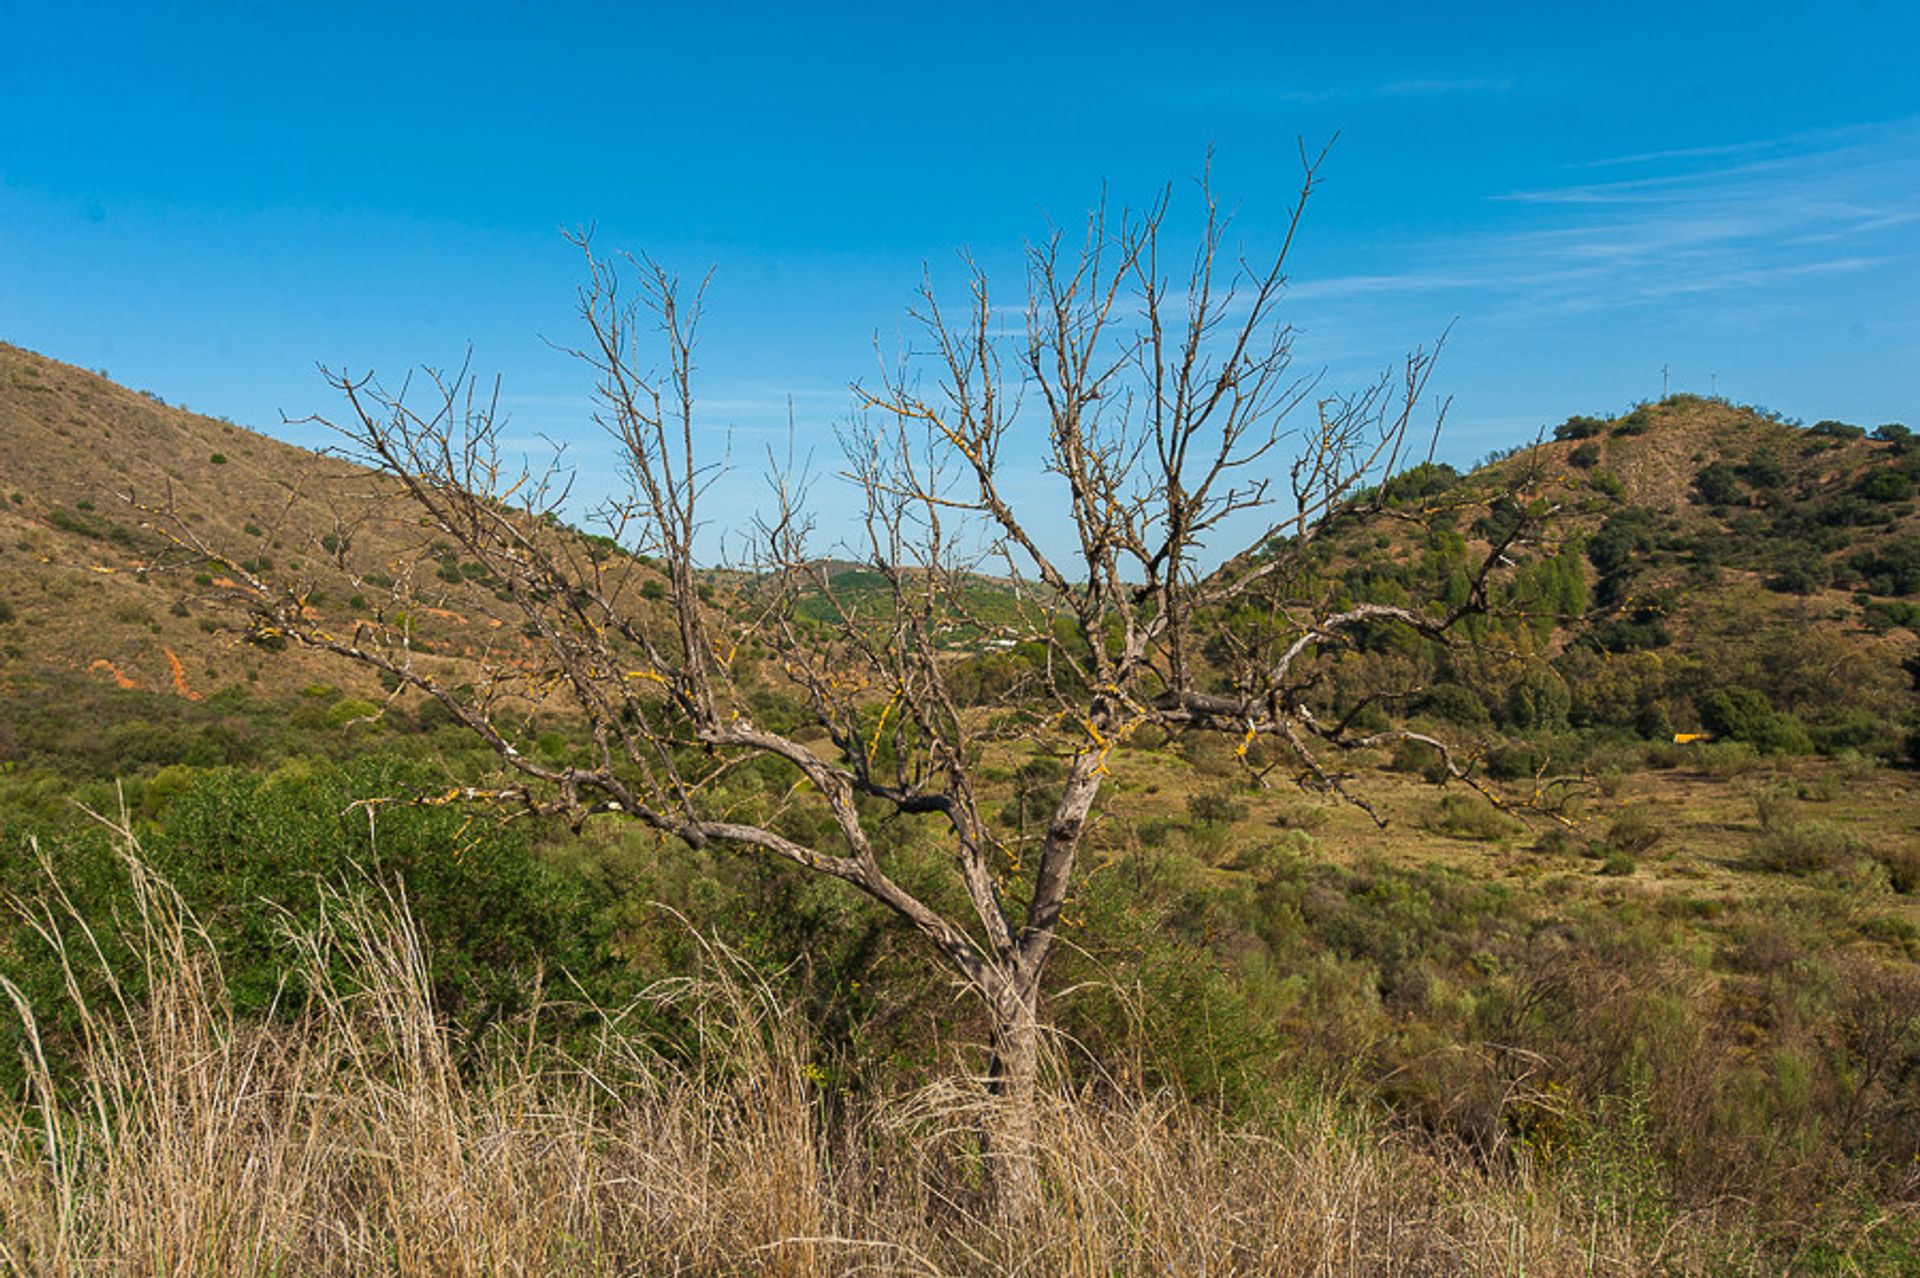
xmin=0 ymin=344 xmax=598 ymax=709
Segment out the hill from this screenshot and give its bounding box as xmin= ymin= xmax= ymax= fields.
xmin=0 ymin=344 xmax=533 ymax=700
xmin=5 ymin=349 xmax=1920 ymax=1268
xmin=1286 ymin=394 xmax=1920 ymax=763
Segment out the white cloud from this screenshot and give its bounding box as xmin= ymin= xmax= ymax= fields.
xmin=1301 ymin=117 xmax=1919 ymax=325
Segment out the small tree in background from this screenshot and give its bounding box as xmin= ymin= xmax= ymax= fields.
xmin=173 ymin=154 xmax=1538 ymax=1215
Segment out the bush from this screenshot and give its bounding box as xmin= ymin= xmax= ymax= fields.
xmin=1187 ymin=789 xmax=1249 ymax=829
xmin=1568 ymin=441 xmax=1602 ymax=470
xmin=1698 ymin=687 xmax=1811 ymax=754
xmin=1427 ymin=794 xmax=1517 ymax=842
xmin=1633 ymin=702 xmax=1673 ymax=741
xmin=1612 ymin=409 xmax=1652 ymax=437
xmin=1808 ymin=420 xmax=1865 ymax=440
xmin=1861 ymin=599 xmax=1920 ymax=633
xmin=1505 ymin=669 xmax=1571 ymax=731
xmin=1485 ymin=744 xmax=1547 ymax=781
xmin=1695 ymin=741 xmax=1759 ymax=778
xmin=1737 ymin=452 xmax=1786 ymax=489
xmin=323 ymin=698 xmax=381 ymax=728
xmin=1767 ymin=551 xmax=1830 ymax=595
xmin=1419 ymin=682 xmax=1489 ymax=726
xmin=1807 ymin=708 xmax=1898 ymax=757
xmin=1554 ymin=414 xmax=1606 ymax=441
xmin=1848 ymin=537 xmax=1920 ymax=596
xmin=1270 ymin=802 xmax=1330 ymax=832
xmin=1754 ymin=821 xmax=1870 ymax=877
xmin=1858 ymin=469 xmax=1914 ymax=502
xmin=1603 ymin=807 xmax=1665 ymax=856
xmin=1588 ymin=471 xmax=1625 ymax=498
xmin=1877 ymin=847 xmax=1920 ymax=895
xmin=1390 ymin=739 xmax=1449 ymax=782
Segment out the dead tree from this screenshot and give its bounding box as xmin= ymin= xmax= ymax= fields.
xmin=176 ymin=154 xmax=1538 ymax=1217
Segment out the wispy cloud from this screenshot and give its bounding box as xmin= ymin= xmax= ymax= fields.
xmin=1299 ymin=117 xmax=1920 ymax=324
xmin=1572 ymin=120 xmax=1890 ymax=170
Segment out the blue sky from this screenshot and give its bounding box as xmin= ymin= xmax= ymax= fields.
xmin=3 ymin=0 xmax=1915 ymax=558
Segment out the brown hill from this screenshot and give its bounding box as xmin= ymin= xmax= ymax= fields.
xmin=0 ymin=344 xmax=544 ymax=705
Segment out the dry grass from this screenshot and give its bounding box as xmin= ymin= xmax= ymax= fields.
xmin=0 ymin=823 xmax=1764 ymax=1277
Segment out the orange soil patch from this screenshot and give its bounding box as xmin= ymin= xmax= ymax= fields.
xmin=163 ymin=648 xmax=201 ymax=700
xmin=417 ymin=606 xmax=469 ymax=623
xmin=88 ymin=658 xmax=140 ymax=690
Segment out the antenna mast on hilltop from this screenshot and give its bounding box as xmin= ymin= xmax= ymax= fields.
xmin=1662 ymin=364 xmax=1670 ymax=398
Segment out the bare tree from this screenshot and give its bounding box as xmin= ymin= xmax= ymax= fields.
xmin=174 ymin=155 xmax=1538 ymax=1216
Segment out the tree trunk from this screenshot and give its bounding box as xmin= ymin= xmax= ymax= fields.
xmin=983 ymin=974 xmax=1043 ymax=1221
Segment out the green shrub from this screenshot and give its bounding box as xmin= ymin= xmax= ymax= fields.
xmin=1861 ymin=599 xmax=1920 ymax=633
xmin=1568 ymin=441 xmax=1602 ymax=469
xmin=1505 ymin=669 xmax=1571 ymax=730
xmin=1531 ymin=825 xmax=1584 ymax=856
xmin=1604 ymin=807 xmax=1665 ymax=856
xmin=1612 ymin=409 xmax=1652 ymax=436
xmin=209 ymin=453 xmax=228 ymax=465
xmin=1413 ymin=675 xmax=1482 ymax=725
xmin=1858 ymin=469 xmax=1914 ymax=502
xmin=1695 ymin=741 xmax=1759 ymax=778
xmin=1738 ymin=452 xmax=1786 ymax=489
xmin=1767 ymin=551 xmax=1830 ymax=596
xmin=0 ymin=761 xmax=619 ymax=1076
xmin=1270 ymin=802 xmax=1330 ymax=832
xmin=1485 ymin=744 xmax=1547 ymax=781
xmin=1700 ymin=687 xmax=1769 ymax=739
xmin=1848 ymin=537 xmax=1920 ymax=596
xmin=1753 ymin=821 xmax=1869 ymax=877
xmin=1427 ymin=794 xmax=1517 ymax=842
xmin=323 ymin=698 xmax=381 ymax=728
xmin=1876 ymin=847 xmax=1920 ymax=895
xmin=1390 ymin=739 xmax=1449 ymax=783
xmin=1808 ymin=419 xmax=1865 ymax=440
xmin=1187 ymin=789 xmax=1249 ymax=829
xmin=1698 ymin=687 xmax=1811 ymax=754
xmin=1643 ymin=741 xmax=1686 ymax=769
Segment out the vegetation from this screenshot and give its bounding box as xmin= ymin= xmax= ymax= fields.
xmin=2 ymin=263 xmax=1918 ymax=1267
xmin=11 ymin=820 xmax=1834 ymax=1276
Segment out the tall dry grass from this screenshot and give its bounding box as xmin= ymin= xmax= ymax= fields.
xmin=0 ymin=821 xmax=1766 ymax=1276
